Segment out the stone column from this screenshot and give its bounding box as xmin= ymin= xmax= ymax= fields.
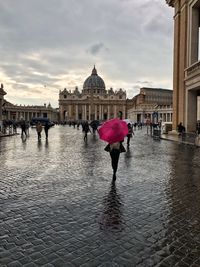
xmin=190 ymin=7 xmax=199 ymax=65
xmin=89 ymin=105 xmax=91 ymax=120
xmin=68 ymin=105 xmax=71 ymax=119
xmin=76 ymin=105 xmax=78 ymax=120
xmin=107 ymin=105 xmax=110 ymax=120
xmin=123 ymin=105 xmax=126 ymax=119
xmin=99 ymin=105 xmax=102 ymax=120
xmin=186 ymin=89 xmax=197 ymax=132
xmin=8 ymin=111 xmax=11 ymax=120
xmin=81 ymin=105 xmax=84 ymax=120
xmin=172 ymin=2 xmax=187 ymax=129
xmin=114 ymin=105 xmax=117 ymax=118
xmin=85 ymin=105 xmax=87 ymax=120
xmin=95 ymin=105 xmax=97 ymax=120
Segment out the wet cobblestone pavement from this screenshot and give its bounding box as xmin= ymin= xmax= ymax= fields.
xmin=0 ymin=126 xmax=200 ymax=267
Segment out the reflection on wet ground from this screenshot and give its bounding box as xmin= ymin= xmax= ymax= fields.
xmin=98 ymin=182 xmax=123 ymax=232
xmin=0 ymin=126 xmax=200 ymax=266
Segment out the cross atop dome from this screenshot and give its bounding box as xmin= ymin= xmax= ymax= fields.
xmin=92 ymin=65 xmax=97 ymax=75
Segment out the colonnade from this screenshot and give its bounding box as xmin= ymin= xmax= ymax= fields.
xmin=3 ymin=109 xmax=58 ymax=122
xmin=62 ymin=103 xmax=126 ymax=121
xmin=128 ymin=111 xmax=173 ymax=124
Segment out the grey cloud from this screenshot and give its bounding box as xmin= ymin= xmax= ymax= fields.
xmin=0 ymin=0 xmax=173 ymax=107
xmin=143 ymin=14 xmax=172 ymax=39
xmin=9 ymin=83 xmax=42 ymax=95
xmin=136 ymin=81 xmax=152 ymax=84
xmin=87 ymin=43 xmax=109 ymax=55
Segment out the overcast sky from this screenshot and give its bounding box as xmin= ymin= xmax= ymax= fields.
xmin=0 ymin=0 xmax=174 ymax=108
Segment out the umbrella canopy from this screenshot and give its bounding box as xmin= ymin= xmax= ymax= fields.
xmin=123 ymin=119 xmax=132 ymax=125
xmin=90 ymin=120 xmax=100 ymax=129
xmin=98 ymin=118 xmax=128 ymax=144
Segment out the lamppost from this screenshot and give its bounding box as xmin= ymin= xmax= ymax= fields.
xmin=0 ymin=83 xmax=7 ymax=132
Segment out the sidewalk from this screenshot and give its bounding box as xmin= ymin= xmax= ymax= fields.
xmin=161 ymin=132 xmax=199 ymax=146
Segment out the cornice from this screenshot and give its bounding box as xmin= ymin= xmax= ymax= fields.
xmin=166 ymin=0 xmax=175 ymax=7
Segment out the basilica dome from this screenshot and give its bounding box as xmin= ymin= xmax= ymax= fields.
xmin=83 ymin=66 xmax=105 ymax=91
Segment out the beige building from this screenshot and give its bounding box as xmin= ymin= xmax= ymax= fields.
xmin=2 ymin=100 xmax=58 ymax=122
xmin=166 ymin=0 xmax=200 ymax=131
xmin=127 ymin=87 xmax=173 ymax=123
xmin=1 ymin=68 xmax=174 ymax=127
xmin=59 ymin=66 xmax=127 ymax=121
xmin=1 ymin=84 xmax=58 ymax=122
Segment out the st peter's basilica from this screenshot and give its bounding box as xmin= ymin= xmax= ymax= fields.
xmin=59 ymin=66 xmax=127 ymax=121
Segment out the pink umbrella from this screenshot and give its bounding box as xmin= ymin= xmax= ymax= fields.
xmin=98 ymin=118 xmax=128 ymax=144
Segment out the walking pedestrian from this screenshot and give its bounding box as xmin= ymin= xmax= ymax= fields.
xmin=177 ymin=122 xmax=185 ymax=136
xmin=83 ymin=121 xmax=91 ymax=141
xmin=44 ymin=122 xmax=50 ymax=139
xmin=105 ymin=142 xmax=126 ymax=181
xmin=26 ymin=121 xmax=30 ymax=136
xmin=20 ymin=118 xmax=27 ymax=138
xmin=126 ymin=123 xmax=134 ymax=146
xmin=36 ymin=122 xmax=42 ymax=140
xmin=102 ymin=111 xmax=126 ymax=182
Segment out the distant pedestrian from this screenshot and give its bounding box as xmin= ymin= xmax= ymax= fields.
xmin=126 ymin=123 xmax=134 ymax=146
xmin=83 ymin=121 xmax=91 ymax=141
xmin=118 ymin=111 xmax=123 ymax=120
xmin=26 ymin=121 xmax=30 ymax=136
xmin=44 ymin=122 xmax=50 ymax=139
xmin=177 ymin=122 xmax=185 ymax=136
xmin=20 ymin=119 xmax=27 ymax=138
xmin=36 ymin=122 xmax=42 ymax=140
xmin=13 ymin=121 xmax=17 ymax=134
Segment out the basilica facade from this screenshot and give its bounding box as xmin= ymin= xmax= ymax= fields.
xmin=59 ymin=66 xmax=127 ymax=121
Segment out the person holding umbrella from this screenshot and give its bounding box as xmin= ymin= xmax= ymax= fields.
xmin=99 ymin=117 xmax=127 ymax=181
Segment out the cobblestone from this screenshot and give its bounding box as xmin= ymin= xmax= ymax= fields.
xmin=0 ymin=126 xmax=200 ymax=266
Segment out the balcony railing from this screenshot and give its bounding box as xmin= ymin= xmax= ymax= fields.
xmin=185 ymin=61 xmax=200 ymax=79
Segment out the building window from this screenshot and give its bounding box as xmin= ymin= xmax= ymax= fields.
xmin=64 ymin=95 xmax=67 ymax=98
xmin=119 ymin=95 xmax=122 ymax=99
